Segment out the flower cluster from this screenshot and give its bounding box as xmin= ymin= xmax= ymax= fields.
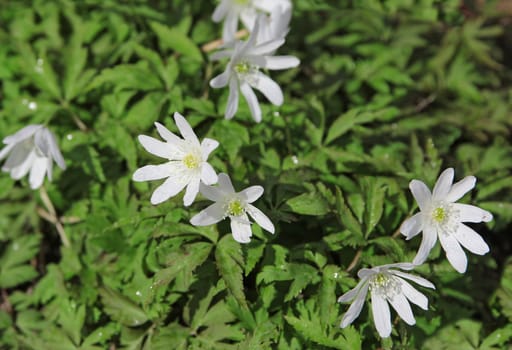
xmin=338 ymin=168 xmax=493 ymax=337
xmin=210 ymin=0 xmax=299 ymax=122
xmin=132 ymin=113 xmax=274 ymax=243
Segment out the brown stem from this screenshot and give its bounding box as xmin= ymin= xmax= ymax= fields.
xmin=346 ymin=249 xmax=363 ymax=272
xmin=201 ymin=29 xmax=249 ymax=52
xmin=39 ymin=187 xmax=70 ymax=247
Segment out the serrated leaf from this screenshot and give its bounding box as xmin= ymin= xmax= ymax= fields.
xmin=215 ymin=235 xmax=247 ymax=308
xmin=335 ymin=187 xmax=363 ymax=238
xmin=286 ymin=192 xmax=330 ymax=216
xmin=99 ymin=287 xmax=149 ymax=327
xmin=284 ymin=316 xmax=354 ymax=350
xmin=150 ymin=21 xmax=203 ymax=61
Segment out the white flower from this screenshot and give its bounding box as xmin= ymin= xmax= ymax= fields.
xmin=0 ymin=124 xmax=66 ymax=189
xmin=132 ymin=112 xmax=219 ymax=206
xmin=400 ymin=168 xmax=493 ymax=273
xmin=209 ymin=18 xmax=300 ymax=122
xmin=190 ymin=173 xmax=274 ymax=243
xmin=338 ymin=263 xmax=435 ymax=338
xmin=212 ymin=0 xmax=291 ymax=42
xmin=254 ymin=4 xmax=292 ymax=44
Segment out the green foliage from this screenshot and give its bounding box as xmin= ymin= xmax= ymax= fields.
xmin=0 ymin=0 xmax=511 ymax=349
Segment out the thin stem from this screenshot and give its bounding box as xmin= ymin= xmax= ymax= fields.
xmin=39 ymin=187 xmax=70 ymax=247
xmin=346 ymin=249 xmax=363 ymax=272
xmin=201 ymin=29 xmax=249 ymax=52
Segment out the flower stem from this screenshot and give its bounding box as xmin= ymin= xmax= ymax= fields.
xmin=39 ymin=187 xmax=70 ymax=247
xmin=201 ymin=29 xmax=249 ymax=53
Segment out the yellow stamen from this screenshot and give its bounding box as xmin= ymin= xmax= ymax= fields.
xmin=183 ymin=153 xmax=200 ymax=169
xmin=433 ymin=207 xmax=445 ymax=222
xmin=227 ymin=199 xmax=244 ymax=216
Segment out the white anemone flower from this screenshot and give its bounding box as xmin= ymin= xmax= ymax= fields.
xmin=209 ymin=18 xmax=300 ymax=122
xmin=338 ymin=263 xmax=435 ymax=338
xmin=212 ymin=0 xmax=291 ymax=42
xmin=0 ymin=124 xmax=66 ymax=189
xmin=190 ymin=173 xmax=274 ymax=243
xmin=132 ymin=112 xmax=219 ymax=206
xmin=400 ymin=168 xmax=493 ymax=273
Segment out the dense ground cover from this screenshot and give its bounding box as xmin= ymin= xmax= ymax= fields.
xmin=0 ymin=0 xmax=511 ymax=349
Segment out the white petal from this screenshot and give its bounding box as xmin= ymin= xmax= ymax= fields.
xmin=200 ymin=163 xmax=218 ymax=185
xmin=239 ymin=185 xmax=264 ymax=203
xmin=412 ymin=226 xmax=438 ymax=265
xmin=190 ymin=202 xmax=225 ymax=226
xmin=222 ymin=11 xmax=239 ymax=43
xmin=453 ymin=203 xmax=493 ymax=223
xmin=246 ymin=204 xmax=274 ymax=233
xmin=260 ymin=55 xmax=300 ymax=70
xmin=183 ymin=177 xmax=201 ymax=206
xmin=201 ymin=138 xmax=219 ymax=159
xmin=388 ymin=292 xmax=415 ymax=325
xmin=6 ymin=149 xmax=35 ymax=179
xmin=230 ymin=213 xmax=252 ymax=243
xmin=357 ymin=268 xmax=375 ymax=279
xmin=438 ymin=231 xmax=467 ymax=273
xmin=212 ymin=0 xmax=229 ymax=22
xmin=371 ymin=291 xmax=392 ymax=338
xmin=0 ymin=143 xmax=15 ymax=160
xmin=218 ymin=173 xmax=235 ymax=193
xmin=43 ymin=129 xmax=66 ymax=169
xmin=400 ymin=279 xmax=429 ymax=310
xmin=445 ymin=176 xmax=476 ymax=203
xmin=132 ymin=163 xmax=173 ymax=182
xmin=409 ymin=180 xmax=431 ymax=212
xmin=138 ymin=135 xmax=179 ymax=159
xmin=150 ymin=176 xmax=188 ymax=205
xmin=210 ymin=50 xmax=233 ymax=61
xmin=392 ymin=271 xmax=436 ymax=289
xmin=248 ymin=72 xmax=283 ymax=106
xmin=453 ymin=223 xmax=490 ymax=255
xmin=379 ymin=262 xmax=416 ymax=271
xmin=174 ymin=112 xmax=200 ymax=146
xmin=29 ymin=156 xmax=48 ymax=189
xmin=210 ymin=70 xmax=231 ymax=88
xmin=432 ymin=168 xmax=454 ymax=200
xmin=199 ymin=182 xmax=225 ymax=202
xmin=226 ymin=78 xmax=239 ymax=119
xmin=34 ymin=128 xmax=49 ymax=156
xmin=3 ymin=124 xmax=41 ymax=144
xmin=338 ymin=278 xmax=368 ymax=303
xmin=154 ymin=122 xmax=182 ymax=145
xmin=240 ymin=82 xmax=262 ymax=122
xmin=249 ymin=39 xmax=284 ymax=56
xmin=400 ymin=213 xmax=423 ymax=239
xmin=340 ymin=281 xmax=370 ymax=328
xmin=46 ymin=157 xmax=53 ymax=181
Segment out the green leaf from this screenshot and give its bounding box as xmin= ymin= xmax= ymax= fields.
xmin=215 ymin=235 xmax=247 ymax=308
xmin=286 ymin=192 xmax=330 ymax=216
xmin=150 ymin=21 xmax=203 ymax=61
xmin=99 ymin=287 xmax=149 ymax=327
xmin=335 ymin=187 xmax=363 ymax=238
xmin=0 ymin=234 xmax=41 ymax=288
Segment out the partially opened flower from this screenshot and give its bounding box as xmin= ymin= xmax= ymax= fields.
xmin=212 ymin=0 xmax=291 ymax=42
xmin=0 ymin=124 xmax=66 ymax=189
xmin=338 ymin=263 xmax=435 ymax=338
xmin=254 ymin=4 xmax=292 ymax=44
xmin=209 ymin=17 xmax=299 ymax=122
xmin=400 ymin=168 xmax=493 ymax=273
xmin=132 ymin=112 xmax=219 ymax=206
xmin=190 ymin=173 xmax=274 ymax=243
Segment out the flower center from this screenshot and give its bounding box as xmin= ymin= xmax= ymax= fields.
xmin=429 ymin=201 xmax=460 ymax=235
xmin=182 ymin=153 xmax=200 ymax=169
xmin=234 ymin=61 xmax=259 ymax=83
xmin=234 ymin=0 xmax=250 ymax=5
xmin=370 ymin=273 xmax=401 ymax=298
xmin=432 ymin=207 xmax=446 ymax=223
xmin=227 ymin=199 xmax=245 ymax=216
